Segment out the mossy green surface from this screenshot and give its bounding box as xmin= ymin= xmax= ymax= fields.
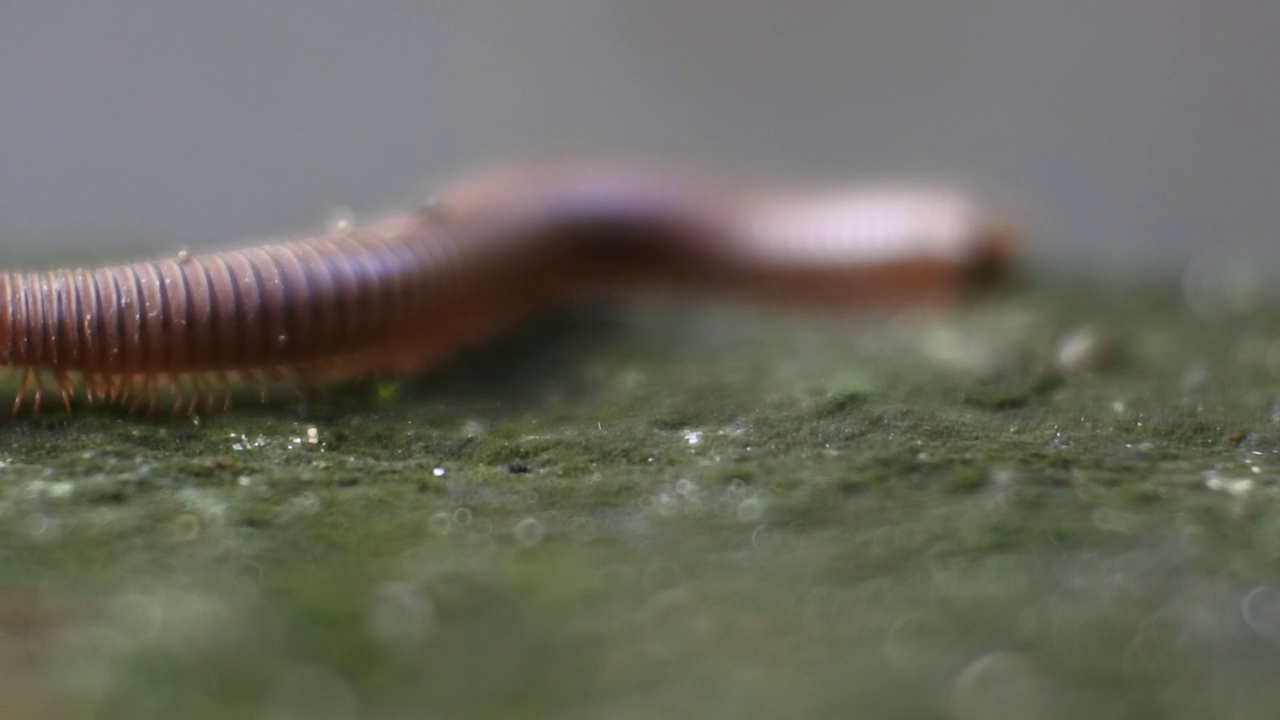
xmin=1 ymin=279 xmax=1279 ymax=719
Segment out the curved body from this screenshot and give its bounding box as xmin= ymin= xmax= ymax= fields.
xmin=0 ymin=160 xmax=1019 ymax=411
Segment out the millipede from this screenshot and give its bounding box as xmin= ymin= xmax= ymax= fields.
xmin=1 ymin=159 xmax=1020 ymax=414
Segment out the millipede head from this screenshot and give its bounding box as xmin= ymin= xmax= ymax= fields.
xmin=961 ymin=213 xmax=1024 ymax=292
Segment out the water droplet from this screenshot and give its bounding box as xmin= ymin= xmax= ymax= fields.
xmin=1241 ymin=585 xmax=1280 ymax=644
xmin=1120 ymin=615 xmax=1175 ymax=680
xmin=23 ymin=514 xmax=61 ymax=543
xmin=513 ymin=517 xmax=544 ymax=545
xmin=726 ymin=478 xmax=748 ymax=498
xmin=949 ymin=650 xmax=1066 ymax=720
xmin=368 ymin=582 xmax=438 ymax=652
xmin=644 ymin=494 xmax=669 ymax=517
xmin=278 ymin=492 xmax=321 ymax=521
xmin=737 ymin=497 xmax=764 ymax=522
xmin=428 ymin=512 xmax=451 ymax=535
xmin=883 ymin=610 xmax=944 ymax=669
xmin=171 ymin=513 xmax=202 ymax=543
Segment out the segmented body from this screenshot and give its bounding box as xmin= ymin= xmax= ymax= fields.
xmin=0 ymin=160 xmax=1018 ymax=413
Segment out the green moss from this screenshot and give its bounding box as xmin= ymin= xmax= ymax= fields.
xmin=1 ymin=278 xmax=1280 ymax=718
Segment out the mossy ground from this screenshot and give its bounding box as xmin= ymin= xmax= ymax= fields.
xmin=1 ymin=278 xmax=1279 ymax=719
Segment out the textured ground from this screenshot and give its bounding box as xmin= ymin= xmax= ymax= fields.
xmin=0 ymin=276 xmax=1278 ymax=720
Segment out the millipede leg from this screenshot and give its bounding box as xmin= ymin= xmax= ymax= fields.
xmin=217 ymin=372 xmax=235 ymax=410
xmin=263 ymin=367 xmax=304 ymax=402
xmin=145 ymin=376 xmax=159 ymax=415
xmin=189 ymin=375 xmax=214 ymax=414
xmin=247 ymin=369 xmax=270 ymax=402
xmin=54 ymin=371 xmax=74 ymax=412
xmin=12 ymin=368 xmax=32 ymax=416
xmin=31 ymin=371 xmax=46 ymax=415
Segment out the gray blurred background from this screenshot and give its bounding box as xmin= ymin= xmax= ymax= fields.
xmin=3 ymin=0 xmax=1278 ymax=276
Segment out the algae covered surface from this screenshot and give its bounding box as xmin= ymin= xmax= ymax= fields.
xmin=1 ymin=279 xmax=1279 ymax=719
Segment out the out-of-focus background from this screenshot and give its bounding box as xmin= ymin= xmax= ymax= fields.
xmin=2 ymin=0 xmax=1277 ymax=275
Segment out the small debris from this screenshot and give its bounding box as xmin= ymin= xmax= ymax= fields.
xmin=418 ymin=195 xmax=444 ymax=216
xmin=327 ymin=207 xmax=354 ymax=232
xmin=1054 ymin=325 xmax=1115 ymax=375
xmin=1204 ymin=470 xmax=1254 ymax=496
xmin=204 ymin=456 xmax=237 ymax=471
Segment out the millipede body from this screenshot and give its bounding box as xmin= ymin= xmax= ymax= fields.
xmin=1 ymin=160 xmax=1019 ymax=412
